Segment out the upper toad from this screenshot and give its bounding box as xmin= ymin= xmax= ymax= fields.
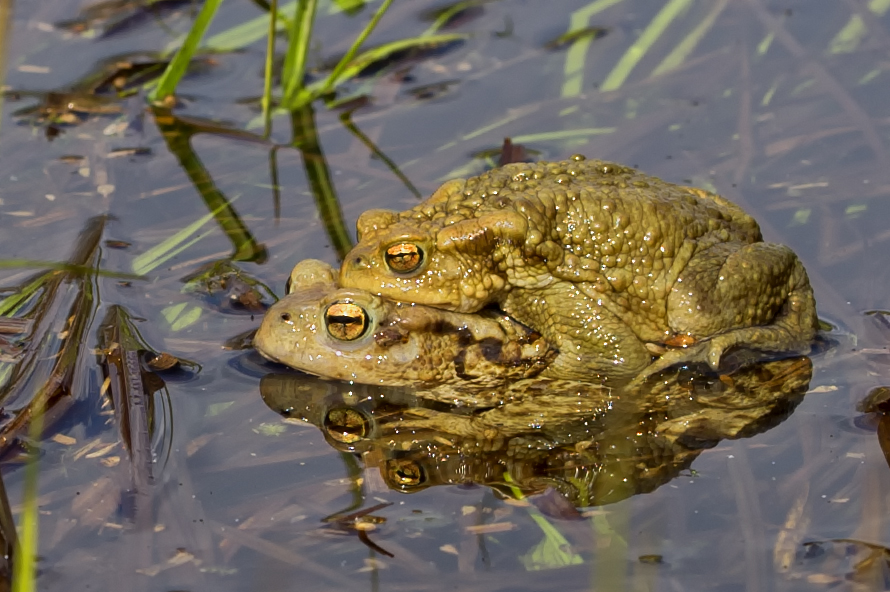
xmin=339 ymin=156 xmax=818 ymax=379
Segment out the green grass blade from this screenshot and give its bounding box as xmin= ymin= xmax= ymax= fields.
xmin=422 ymin=0 xmax=476 ymax=35
xmin=318 ymin=0 xmax=394 ymax=97
xmin=760 ymin=81 xmax=779 ymax=106
xmin=501 ymin=473 xmax=583 ymax=571
xmin=757 ymin=32 xmax=774 ymax=56
xmin=282 ymin=0 xmax=319 ymax=105
xmin=132 ymin=226 xmax=215 ymax=276
xmin=829 ymin=14 xmax=866 ymax=55
xmin=128 ymin=182 xmax=248 ymax=275
xmin=170 ymin=1 xmax=297 ymax=54
xmin=450 ymin=108 xmax=531 ymax=145
xmin=512 ymin=128 xmax=616 ymax=143
xmin=521 ymin=512 xmax=584 ymax=570
xmin=332 ymin=0 xmax=365 ymax=15
xmin=0 ymin=273 xmax=54 ymax=317
xmin=348 ymin=32 xmax=465 ymax=75
xmin=1 ymin=217 xmax=107 ymax=317
xmin=651 ymin=0 xmax=727 ymax=77
xmin=274 ymin=0 xmax=460 ymax=111
xmin=571 ymin=0 xmax=627 ymax=21
xmin=262 ymin=0 xmax=278 ymax=137
xmin=151 ymin=0 xmax=225 ymax=101
xmin=600 ymin=0 xmax=693 ymax=92
xmin=286 ymin=33 xmax=466 ymax=110
xmin=561 ymin=0 xmax=627 ymax=97
xmin=829 ymin=0 xmax=890 ymax=54
xmin=12 ymin=412 xmax=42 ymax=592
xmin=0 ymin=454 xmax=18 ymax=574
xmin=128 ymin=181 xmax=259 ymax=273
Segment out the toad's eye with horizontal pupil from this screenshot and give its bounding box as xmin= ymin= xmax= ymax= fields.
xmin=385 ymin=243 xmax=423 ymax=273
xmin=325 ymin=302 xmax=368 ymax=341
xmin=387 ymin=459 xmax=425 ymax=488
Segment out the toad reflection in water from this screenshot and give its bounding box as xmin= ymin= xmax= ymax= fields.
xmin=260 ymin=356 xmax=812 ymax=507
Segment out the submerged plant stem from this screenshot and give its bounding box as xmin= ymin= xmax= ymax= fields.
xmin=269 ymin=146 xmax=282 ymax=221
xmin=561 ymin=0 xmax=627 ymax=97
xmin=151 ymin=108 xmax=268 ymax=264
xmin=339 ymin=110 xmax=421 ymax=199
xmin=651 ymin=0 xmax=728 ymax=77
xmin=5 ymin=219 xmax=107 ymax=592
xmin=292 ymin=106 xmax=353 ymax=259
xmin=600 ymin=0 xmax=692 ymax=91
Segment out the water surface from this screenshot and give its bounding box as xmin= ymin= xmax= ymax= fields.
xmin=1 ymin=0 xmax=889 ymax=589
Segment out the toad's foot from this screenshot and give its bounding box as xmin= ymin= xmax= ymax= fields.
xmin=631 ymin=341 xmax=720 ymax=386
xmin=632 ymin=323 xmax=813 ymax=386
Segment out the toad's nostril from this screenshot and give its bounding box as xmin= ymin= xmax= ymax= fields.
xmin=280 ymin=312 xmax=291 ymax=322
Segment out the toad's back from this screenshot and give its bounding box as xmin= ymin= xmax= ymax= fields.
xmin=390 ymin=158 xmax=760 ymax=263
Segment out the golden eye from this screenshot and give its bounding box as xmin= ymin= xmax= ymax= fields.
xmin=385 ymin=243 xmax=423 ymax=273
xmin=324 ymin=408 xmax=369 ymax=444
xmin=325 ymin=301 xmax=368 ymax=341
xmin=387 ymin=459 xmax=425 ymax=487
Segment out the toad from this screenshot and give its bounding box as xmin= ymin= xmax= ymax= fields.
xmin=254 ymin=260 xmax=555 ymax=386
xmin=339 ymin=156 xmax=818 ymax=379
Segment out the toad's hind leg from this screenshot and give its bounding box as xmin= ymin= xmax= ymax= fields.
xmin=647 ymin=242 xmax=817 ymax=376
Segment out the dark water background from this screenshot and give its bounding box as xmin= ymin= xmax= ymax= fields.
xmin=2 ymin=0 xmax=890 ymax=590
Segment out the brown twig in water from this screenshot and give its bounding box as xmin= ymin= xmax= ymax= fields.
xmin=322 ymin=501 xmax=395 ymax=557
xmin=207 ymin=519 xmax=357 ymax=586
xmin=0 ymin=318 xmax=32 ymax=335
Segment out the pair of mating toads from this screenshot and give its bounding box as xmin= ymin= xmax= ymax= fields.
xmin=254 ymin=155 xmax=818 ymax=386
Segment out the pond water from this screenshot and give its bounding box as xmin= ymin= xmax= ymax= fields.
xmin=2 ymin=0 xmax=890 ymax=590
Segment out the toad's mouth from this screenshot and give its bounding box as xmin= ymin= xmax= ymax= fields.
xmin=254 ymin=348 xmax=323 ymax=379
xmin=255 ymin=347 xmax=281 ymax=364
xmin=380 ymin=290 xmax=456 ymax=308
